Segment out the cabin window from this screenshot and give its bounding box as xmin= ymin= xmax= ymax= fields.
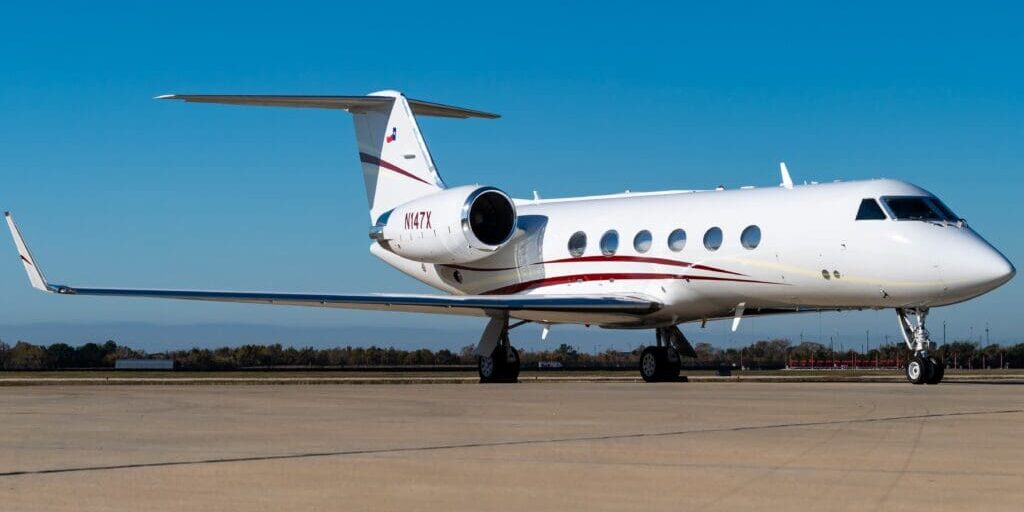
xmin=600 ymin=230 xmax=619 ymax=256
xmin=568 ymin=231 xmax=587 ymax=257
xmin=633 ymin=230 xmax=653 ymax=253
xmin=883 ymin=197 xmax=945 ymax=221
xmin=703 ymin=227 xmax=723 ymax=251
xmin=855 ymin=199 xmax=888 ymax=220
xmin=740 ymin=225 xmax=761 ymax=249
xmin=667 ymin=229 xmax=687 ymax=252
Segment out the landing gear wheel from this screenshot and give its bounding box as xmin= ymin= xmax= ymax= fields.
xmin=640 ymin=347 xmax=660 ymax=382
xmin=639 ymin=347 xmax=681 ymax=382
xmin=502 ymin=346 xmax=521 ymax=382
xmin=926 ymin=356 xmax=945 ymax=385
xmin=661 ymin=347 xmax=681 ymax=381
xmin=896 ymin=308 xmax=942 ymax=386
xmin=478 ymin=345 xmax=520 ymax=383
xmin=905 ymin=355 xmax=933 ymax=385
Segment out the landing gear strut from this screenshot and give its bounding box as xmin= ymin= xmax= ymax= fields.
xmin=639 ymin=326 xmax=695 ymax=382
xmin=897 ymin=308 xmax=945 ymax=385
xmin=476 ymin=316 xmax=520 ymax=383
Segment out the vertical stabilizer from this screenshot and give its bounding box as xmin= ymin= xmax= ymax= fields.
xmin=353 ymin=91 xmax=446 ymax=221
xmin=156 ymin=90 xmax=499 ymax=222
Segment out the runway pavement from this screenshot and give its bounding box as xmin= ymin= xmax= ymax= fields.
xmin=2 ymin=382 xmax=1022 ymax=511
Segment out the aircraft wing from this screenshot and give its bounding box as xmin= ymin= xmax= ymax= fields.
xmin=5 ymin=213 xmax=659 ymax=320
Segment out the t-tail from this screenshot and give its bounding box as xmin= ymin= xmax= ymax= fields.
xmin=157 ymin=90 xmax=499 ymax=221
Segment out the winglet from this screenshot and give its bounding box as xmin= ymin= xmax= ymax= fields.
xmin=780 ymin=162 xmax=794 ymax=189
xmin=5 ymin=212 xmax=53 ymax=292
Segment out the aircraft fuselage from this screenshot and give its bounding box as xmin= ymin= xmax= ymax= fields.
xmin=374 ymin=178 xmax=1014 ymax=328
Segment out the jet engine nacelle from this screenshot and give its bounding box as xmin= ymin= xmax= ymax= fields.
xmin=371 ymin=185 xmax=518 ymax=265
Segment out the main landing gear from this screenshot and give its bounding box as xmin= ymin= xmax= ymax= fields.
xmin=639 ymin=326 xmax=697 ymax=382
xmin=897 ymin=308 xmax=945 ymax=385
xmin=478 ymin=332 xmax=520 ymax=383
xmin=475 ymin=315 xmax=521 ymax=383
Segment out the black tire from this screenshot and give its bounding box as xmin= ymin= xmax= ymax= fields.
xmin=640 ymin=347 xmax=681 ymax=382
xmin=640 ymin=347 xmax=661 ymax=382
xmin=905 ymin=355 xmax=932 ymax=385
xmin=478 ymin=345 xmax=519 ymax=383
xmin=659 ymin=347 xmax=681 ymax=381
xmin=478 ymin=353 xmax=498 ymax=383
xmin=502 ymin=346 xmax=521 ymax=383
xmin=926 ymin=356 xmax=945 ymax=385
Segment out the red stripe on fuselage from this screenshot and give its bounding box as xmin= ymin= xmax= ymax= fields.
xmin=482 ymin=272 xmax=782 ymax=295
xmin=540 ymin=255 xmax=745 ymax=276
xmin=442 ymin=256 xmax=746 ymax=275
xmin=442 ymin=264 xmax=517 ymax=272
xmin=359 ymin=153 xmax=433 ymax=186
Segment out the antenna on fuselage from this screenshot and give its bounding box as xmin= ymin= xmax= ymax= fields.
xmin=779 ymin=162 xmax=794 ymax=189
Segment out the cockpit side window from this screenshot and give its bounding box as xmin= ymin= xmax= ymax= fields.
xmin=855 ymin=199 xmax=888 ymax=220
xmin=930 ymin=198 xmax=962 ymax=222
xmin=883 ymin=197 xmax=944 ymax=221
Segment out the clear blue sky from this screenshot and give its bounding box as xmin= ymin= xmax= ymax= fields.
xmin=1 ymin=2 xmax=1021 ymax=350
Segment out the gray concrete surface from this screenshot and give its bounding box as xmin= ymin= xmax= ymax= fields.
xmin=3 ymin=372 xmax=1024 ymax=386
xmin=1 ymin=382 xmax=1022 ymax=511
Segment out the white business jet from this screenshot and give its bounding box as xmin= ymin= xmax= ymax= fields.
xmin=6 ymin=91 xmax=1015 ymax=384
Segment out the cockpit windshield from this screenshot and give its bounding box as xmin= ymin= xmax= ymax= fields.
xmin=930 ymin=198 xmax=961 ymax=222
xmin=883 ymin=196 xmax=962 ymax=222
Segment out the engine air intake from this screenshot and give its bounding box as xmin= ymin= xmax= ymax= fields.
xmin=465 ymin=188 xmax=516 ymax=247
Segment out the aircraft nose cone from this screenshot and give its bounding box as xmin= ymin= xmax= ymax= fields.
xmin=941 ymin=235 xmax=1015 ymax=300
xmin=972 ymin=247 xmax=1015 ymax=291
xmin=992 ymin=254 xmax=1015 ymax=285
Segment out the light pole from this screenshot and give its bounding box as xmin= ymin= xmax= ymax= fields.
xmin=830 ymin=336 xmax=835 ymax=368
xmin=864 ymin=330 xmax=869 ymax=367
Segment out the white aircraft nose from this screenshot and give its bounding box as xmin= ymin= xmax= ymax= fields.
xmin=969 ymin=246 xmax=1015 ymax=292
xmin=940 ymin=236 xmax=1015 ymax=300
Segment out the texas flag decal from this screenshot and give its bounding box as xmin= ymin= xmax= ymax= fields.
xmin=385 ymin=127 xmax=397 ymax=143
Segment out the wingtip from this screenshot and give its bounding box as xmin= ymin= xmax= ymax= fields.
xmin=5 ymin=212 xmax=52 ymax=292
xmin=154 ymin=94 xmax=177 ymax=100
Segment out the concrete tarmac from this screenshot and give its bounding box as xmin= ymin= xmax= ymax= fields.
xmin=2 ymin=382 xmax=1022 ymax=511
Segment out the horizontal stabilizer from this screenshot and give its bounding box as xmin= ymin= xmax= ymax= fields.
xmin=156 ymin=94 xmax=500 ymax=119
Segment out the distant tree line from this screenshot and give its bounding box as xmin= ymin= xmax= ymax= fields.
xmin=0 ymin=340 xmax=143 ymax=370
xmin=1 ymin=338 xmax=1023 ymax=370
xmin=694 ymin=339 xmax=1024 ymax=370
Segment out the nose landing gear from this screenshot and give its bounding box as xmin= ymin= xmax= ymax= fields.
xmin=897 ymin=308 xmax=945 ymax=385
